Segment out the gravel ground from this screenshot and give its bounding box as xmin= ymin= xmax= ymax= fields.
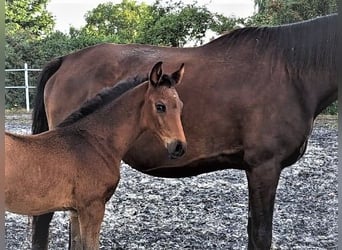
xmin=5 ymin=113 xmax=338 ymax=250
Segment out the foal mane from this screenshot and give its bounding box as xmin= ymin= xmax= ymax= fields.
xmin=207 ymin=14 xmax=337 ymax=70
xmin=57 ymin=75 xmax=148 ymax=128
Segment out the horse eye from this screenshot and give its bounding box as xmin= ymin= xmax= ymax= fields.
xmin=156 ymin=103 xmax=166 ymax=113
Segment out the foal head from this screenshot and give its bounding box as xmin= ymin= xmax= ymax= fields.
xmin=142 ymin=61 xmax=186 ymax=159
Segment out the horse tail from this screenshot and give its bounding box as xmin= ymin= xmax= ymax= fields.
xmin=31 ymin=57 xmax=64 ymax=134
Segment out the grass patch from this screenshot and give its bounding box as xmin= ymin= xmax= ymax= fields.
xmin=5 ymin=108 xmax=32 ymax=115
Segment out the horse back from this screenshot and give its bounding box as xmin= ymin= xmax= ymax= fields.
xmin=43 ymin=43 xmax=195 ymax=128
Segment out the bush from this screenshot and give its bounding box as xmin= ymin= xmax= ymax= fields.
xmin=5 ymin=30 xmax=117 ymax=109
xmin=323 ymin=101 xmax=338 ymax=115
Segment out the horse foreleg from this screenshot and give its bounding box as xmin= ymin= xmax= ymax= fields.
xmin=69 ymin=211 xmax=82 ymax=250
xmin=31 ymin=213 xmax=54 ymax=250
xmin=78 ymin=202 xmax=105 ymax=250
xmin=245 ymin=160 xmax=281 ymax=250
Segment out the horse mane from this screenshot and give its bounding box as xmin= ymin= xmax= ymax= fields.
xmin=206 ymin=14 xmax=337 ymax=70
xmin=57 ymin=75 xmax=148 ymax=128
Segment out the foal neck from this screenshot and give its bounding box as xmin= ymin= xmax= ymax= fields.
xmin=66 ymin=82 xmax=149 ymax=164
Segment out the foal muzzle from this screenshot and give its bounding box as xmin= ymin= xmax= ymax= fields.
xmin=167 ymin=140 xmax=187 ymax=159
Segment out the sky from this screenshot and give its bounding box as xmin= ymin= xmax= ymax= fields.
xmin=47 ymin=0 xmax=256 ymax=33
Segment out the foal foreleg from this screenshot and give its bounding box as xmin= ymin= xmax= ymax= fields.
xmin=32 ymin=213 xmax=54 ymax=250
xmin=78 ymin=202 xmax=105 ymax=250
xmin=245 ymin=159 xmax=281 ymax=250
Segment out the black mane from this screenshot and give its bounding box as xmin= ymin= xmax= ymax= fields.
xmin=57 ymin=75 xmax=148 ymax=128
xmin=207 ymin=14 xmax=337 ymax=70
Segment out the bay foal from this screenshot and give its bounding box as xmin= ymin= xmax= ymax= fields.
xmin=5 ymin=61 xmax=186 ymax=249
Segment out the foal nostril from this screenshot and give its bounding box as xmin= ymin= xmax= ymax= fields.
xmin=168 ymin=140 xmax=186 ymax=159
xmin=175 ymin=141 xmax=183 ymax=153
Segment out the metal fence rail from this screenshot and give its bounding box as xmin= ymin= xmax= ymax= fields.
xmin=5 ymin=63 xmax=42 ymax=111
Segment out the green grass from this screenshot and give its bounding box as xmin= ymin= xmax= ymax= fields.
xmin=5 ymin=108 xmax=32 ymax=115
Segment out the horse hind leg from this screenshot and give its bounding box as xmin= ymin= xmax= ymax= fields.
xmin=77 ymin=202 xmax=105 ymax=250
xmin=32 ymin=213 xmax=54 ymax=250
xmin=245 ymin=157 xmax=281 ymax=250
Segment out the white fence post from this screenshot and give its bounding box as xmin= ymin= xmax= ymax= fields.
xmin=5 ymin=63 xmax=41 ymax=112
xmin=24 ymin=63 xmax=30 ymax=112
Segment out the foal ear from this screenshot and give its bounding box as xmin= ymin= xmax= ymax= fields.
xmin=149 ymin=61 xmax=163 ymax=87
xmin=171 ymin=63 xmax=185 ymax=86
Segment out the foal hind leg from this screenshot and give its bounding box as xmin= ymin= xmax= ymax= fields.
xmin=245 ymin=158 xmax=281 ymax=250
xmin=78 ymin=201 xmax=105 ymax=250
xmin=69 ymin=211 xmax=82 ymax=250
xmin=32 ymin=212 xmax=54 ymax=250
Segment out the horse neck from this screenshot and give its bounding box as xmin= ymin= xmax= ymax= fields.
xmin=252 ymin=16 xmax=337 ymax=117
xmin=280 ymin=27 xmax=338 ymax=117
xmin=306 ymin=70 xmax=337 ymax=117
xmin=278 ymin=19 xmax=337 ymax=117
xmin=207 ymin=15 xmax=337 ymax=118
xmin=76 ymin=83 xmax=148 ymax=163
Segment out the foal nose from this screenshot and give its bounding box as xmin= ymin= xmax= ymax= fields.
xmin=167 ymin=140 xmax=187 ymax=159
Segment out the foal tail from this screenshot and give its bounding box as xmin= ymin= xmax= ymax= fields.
xmin=31 ymin=57 xmax=64 ymax=134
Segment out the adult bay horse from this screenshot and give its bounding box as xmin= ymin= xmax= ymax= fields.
xmin=32 ymin=14 xmax=337 ymax=250
xmin=6 ymin=61 xmax=186 ymax=250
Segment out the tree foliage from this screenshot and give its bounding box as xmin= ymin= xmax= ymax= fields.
xmin=83 ymin=0 xmax=152 ymax=43
xmin=5 ymin=0 xmax=55 ymax=37
xmin=82 ymin=0 xmax=224 ymax=47
xmin=210 ymin=14 xmax=245 ymax=35
xmin=138 ymin=1 xmax=214 ymax=46
xmin=251 ymin=0 xmax=337 ymax=25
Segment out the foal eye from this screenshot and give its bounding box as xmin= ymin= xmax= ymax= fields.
xmin=156 ymin=103 xmax=166 ymax=113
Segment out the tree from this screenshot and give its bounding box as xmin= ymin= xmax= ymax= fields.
xmin=137 ymin=0 xmax=215 ymax=46
xmin=83 ymin=0 xmax=228 ymax=47
xmin=210 ymin=14 xmax=245 ymax=35
xmin=83 ymin=0 xmax=152 ymax=43
xmin=250 ymin=0 xmax=337 ymax=25
xmin=5 ymin=0 xmax=55 ymax=37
